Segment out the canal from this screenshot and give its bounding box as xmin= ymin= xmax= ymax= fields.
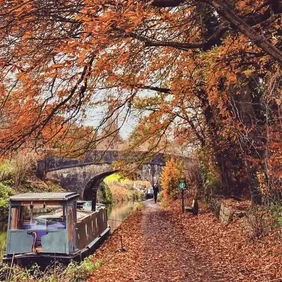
xmin=0 ymin=201 xmax=135 ymax=262
xmin=107 ymin=201 xmax=135 ymax=231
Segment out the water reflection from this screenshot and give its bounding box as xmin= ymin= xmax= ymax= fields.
xmin=107 ymin=202 xmax=135 ymax=232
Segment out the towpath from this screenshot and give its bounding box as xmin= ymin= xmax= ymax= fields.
xmin=87 ymin=200 xmax=229 ymax=282
xmin=134 ymin=200 xmax=229 ymax=282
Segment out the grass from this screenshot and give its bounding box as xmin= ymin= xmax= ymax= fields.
xmin=133 ymin=202 xmax=144 ymax=211
xmin=104 ymin=173 xmax=150 ymax=203
xmin=0 ymin=256 xmax=103 ymax=282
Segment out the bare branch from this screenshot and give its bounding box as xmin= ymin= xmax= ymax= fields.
xmin=151 ymin=0 xmax=187 ymax=7
xmin=129 ymin=22 xmax=229 ymax=50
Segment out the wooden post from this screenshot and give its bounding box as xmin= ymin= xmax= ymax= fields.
xmin=178 ymin=178 xmax=187 ymax=214
xmin=91 ymin=191 xmax=97 ymax=211
xmin=181 ymin=189 xmax=184 ymax=213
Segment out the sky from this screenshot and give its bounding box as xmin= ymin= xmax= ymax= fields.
xmin=83 ymin=104 xmax=138 ymax=139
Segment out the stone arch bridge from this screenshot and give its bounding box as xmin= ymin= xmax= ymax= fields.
xmin=37 ymin=150 xmax=193 ymax=209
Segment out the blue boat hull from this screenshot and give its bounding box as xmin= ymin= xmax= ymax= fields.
xmin=3 ymin=227 xmax=110 ymax=268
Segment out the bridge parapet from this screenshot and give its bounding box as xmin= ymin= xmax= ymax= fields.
xmin=36 ymin=150 xmax=194 ymax=197
xmin=37 ymin=150 xmax=169 ymax=176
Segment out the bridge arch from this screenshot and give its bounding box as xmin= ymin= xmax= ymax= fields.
xmin=44 ymin=163 xmax=115 ymax=197
xmin=41 ymin=156 xmax=166 ymax=197
xmin=39 ymin=151 xmax=194 ymax=206
xmin=83 ymin=170 xmax=117 ymax=211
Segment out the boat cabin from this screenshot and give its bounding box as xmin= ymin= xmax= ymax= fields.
xmin=4 ymin=192 xmax=110 ymax=266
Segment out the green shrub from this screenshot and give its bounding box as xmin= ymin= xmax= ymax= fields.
xmin=0 ymin=183 xmax=14 ymax=221
xmin=196 ymin=148 xmax=222 ymax=205
xmin=269 ymin=204 xmax=282 ymax=228
xmin=0 ymin=160 xmax=15 ymax=181
xmin=0 ymin=153 xmax=37 ymax=187
xmin=98 ymin=181 xmax=113 ymax=204
xmin=1 ymin=257 xmax=103 ymax=282
xmin=0 ymin=264 xmax=34 ymax=282
xmin=0 ymin=230 xmax=7 ymax=262
xmin=133 ymin=202 xmax=144 ymax=211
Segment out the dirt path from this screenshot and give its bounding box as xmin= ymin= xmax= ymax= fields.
xmin=87 ymin=200 xmax=229 ymax=282
xmin=136 ymin=200 xmax=228 ymax=282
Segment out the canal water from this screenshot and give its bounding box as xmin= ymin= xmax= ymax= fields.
xmin=0 ymin=202 xmax=135 ymax=262
xmin=107 ymin=202 xmax=135 ymax=232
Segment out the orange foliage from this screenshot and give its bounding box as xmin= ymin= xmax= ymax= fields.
xmin=160 ymin=157 xmax=184 ymax=201
xmin=0 ymin=0 xmax=282 ymax=202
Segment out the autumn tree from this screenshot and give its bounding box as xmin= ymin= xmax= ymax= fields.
xmin=160 ymin=157 xmax=184 ymax=201
xmin=0 ymin=0 xmax=282 ymax=204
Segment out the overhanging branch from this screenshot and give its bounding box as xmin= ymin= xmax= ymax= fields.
xmin=151 ymin=0 xmax=186 ymax=7
xmin=129 ymin=22 xmax=229 ymax=51
xmin=147 ymin=0 xmax=282 ymax=63
xmin=204 ymin=0 xmax=282 ymax=64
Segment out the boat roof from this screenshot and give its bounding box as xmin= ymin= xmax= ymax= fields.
xmin=9 ymin=192 xmax=79 ymax=202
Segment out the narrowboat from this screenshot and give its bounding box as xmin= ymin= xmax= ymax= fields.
xmin=3 ymin=192 xmax=110 ymax=267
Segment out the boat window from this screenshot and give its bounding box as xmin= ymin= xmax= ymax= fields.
xmin=10 ymin=202 xmax=66 ymax=230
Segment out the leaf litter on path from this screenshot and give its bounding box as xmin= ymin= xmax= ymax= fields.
xmin=87 ymin=199 xmax=282 ymax=282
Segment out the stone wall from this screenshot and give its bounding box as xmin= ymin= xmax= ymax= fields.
xmin=45 ymin=163 xmax=113 ymax=196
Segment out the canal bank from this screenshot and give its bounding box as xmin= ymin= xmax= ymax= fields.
xmin=87 ymin=201 xmax=144 ymax=282
xmin=87 ymin=199 xmax=282 ymax=282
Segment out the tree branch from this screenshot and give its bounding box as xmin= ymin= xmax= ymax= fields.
xmin=147 ymin=0 xmax=282 ymax=63
xmin=151 ymin=0 xmax=186 ymax=7
xmin=129 ymin=22 xmax=229 ymax=50
xmin=136 ymin=85 xmax=171 ymax=93
xmin=204 ymin=0 xmax=282 ymax=64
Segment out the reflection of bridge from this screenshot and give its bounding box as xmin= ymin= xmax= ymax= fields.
xmin=37 ymin=150 xmax=193 ymax=206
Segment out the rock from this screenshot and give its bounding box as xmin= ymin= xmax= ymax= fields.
xmin=219 ymin=203 xmax=234 ymax=224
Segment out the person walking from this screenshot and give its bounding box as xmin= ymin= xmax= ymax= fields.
xmin=153 ymin=184 xmax=159 ymax=203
